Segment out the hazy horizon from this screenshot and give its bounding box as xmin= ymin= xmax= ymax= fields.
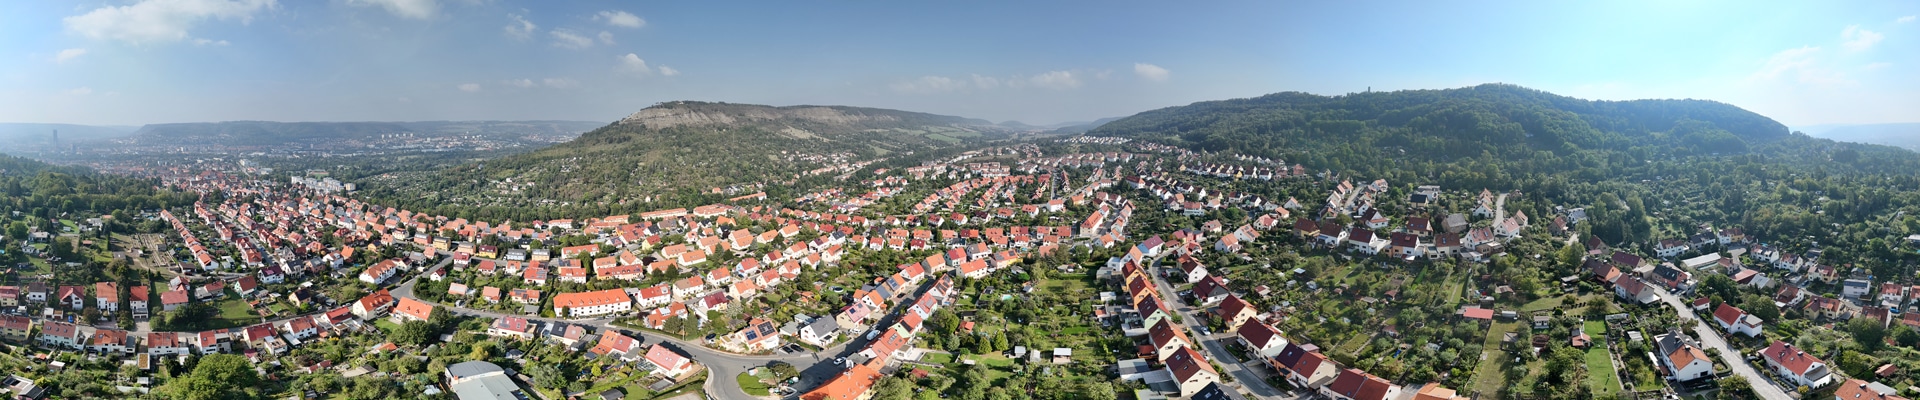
xmin=5 ymin=0 xmax=1917 ymax=127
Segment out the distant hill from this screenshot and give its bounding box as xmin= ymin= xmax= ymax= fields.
xmin=1797 ymin=123 xmax=1920 ymax=151
xmin=360 ymin=101 xmax=1015 ymax=218
xmin=1087 ymin=83 xmax=1920 ymax=251
xmin=125 ymin=120 xmax=604 ymax=146
xmin=0 ymin=123 xmax=137 ymax=147
xmin=1044 ymin=116 xmax=1124 ymax=135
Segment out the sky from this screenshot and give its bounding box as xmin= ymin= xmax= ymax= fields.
xmin=1 ymin=0 xmax=1916 ymax=127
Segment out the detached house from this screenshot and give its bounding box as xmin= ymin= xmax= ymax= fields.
xmin=1655 ymin=333 xmax=1714 ymax=382
xmin=1712 ymin=303 xmax=1764 ymax=337
xmin=1761 ymin=341 xmax=1834 ymax=389
xmin=94 ymin=282 xmax=118 ymax=312
xmin=1163 ymin=346 xmax=1221 ymax=398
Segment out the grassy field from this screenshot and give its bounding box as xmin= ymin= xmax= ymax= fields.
xmin=922 ymin=352 xmax=953 ymax=365
xmin=1584 ymin=320 xmax=1605 ymax=335
xmin=1585 ymin=346 xmax=1621 ymax=398
xmin=1471 ymin=322 xmax=1520 ymax=396
xmin=209 ymin=297 xmax=261 ymax=328
xmin=735 ymin=373 xmax=771 ymax=396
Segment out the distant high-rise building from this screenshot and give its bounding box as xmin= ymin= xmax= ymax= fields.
xmin=51 ymin=129 xmax=58 ymax=144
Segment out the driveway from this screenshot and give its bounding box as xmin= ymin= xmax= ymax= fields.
xmin=1649 ymin=286 xmax=1792 ymax=400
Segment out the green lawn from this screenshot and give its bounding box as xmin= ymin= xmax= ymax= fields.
xmin=736 ymin=373 xmax=771 ymax=396
xmin=922 ymin=352 xmax=953 ymax=365
xmin=1519 ymin=296 xmax=1563 ymax=312
xmin=375 ymin=319 xmax=402 ymax=333
xmin=1471 ymin=322 xmax=1520 ymax=395
xmin=1584 ymin=320 xmax=1605 ymax=336
xmin=1585 ymin=346 xmax=1621 ymax=398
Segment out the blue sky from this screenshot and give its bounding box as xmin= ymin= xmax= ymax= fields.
xmin=2 ymin=0 xmax=1916 ymax=127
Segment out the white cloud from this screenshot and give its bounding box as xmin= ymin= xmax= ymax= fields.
xmin=658 ymin=66 xmax=679 ymax=76
xmin=64 ymin=0 xmax=275 ymax=44
xmin=191 ymin=38 xmax=229 ymax=46
xmin=1027 ymin=70 xmax=1082 ymax=90
xmin=1899 ymin=15 xmax=1916 ymax=24
xmin=541 ymin=78 xmax=577 ymax=88
xmin=595 ymin=10 xmax=645 ymax=28
xmin=67 ymin=87 xmax=94 ymax=96
xmin=1750 ymin=46 xmax=1852 ymax=87
xmin=457 ymin=83 xmax=481 ymax=92
xmin=890 ymin=76 xmax=967 ymax=94
xmin=970 ymin=74 xmax=1000 ymax=90
xmin=1842 ymin=25 xmax=1884 ymax=51
xmin=55 ymin=48 xmax=88 ymax=64
xmin=347 ymin=0 xmax=436 ymax=20
xmin=618 ymin=53 xmax=652 ymax=74
xmin=1864 ymin=62 xmax=1892 ymax=71
xmin=598 ymin=31 xmax=615 ymax=45
xmin=503 ymin=14 xmax=536 ymax=40
xmin=549 ymin=29 xmax=593 ymax=49
xmin=1133 ymin=63 xmax=1170 ymax=82
xmin=504 ymin=78 xmax=534 ymax=88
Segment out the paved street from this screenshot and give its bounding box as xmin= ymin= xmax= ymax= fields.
xmin=1147 ymin=257 xmax=1284 ymax=398
xmin=1650 ymin=286 xmax=1791 ymax=400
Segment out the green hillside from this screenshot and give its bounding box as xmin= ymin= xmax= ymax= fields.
xmin=1090 ymin=84 xmax=1920 ymax=275
xmin=360 ymin=101 xmax=1015 ymax=220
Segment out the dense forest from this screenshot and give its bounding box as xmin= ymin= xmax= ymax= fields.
xmin=1091 ymin=84 xmax=1920 ymax=278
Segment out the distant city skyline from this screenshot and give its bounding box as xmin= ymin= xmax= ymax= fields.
xmin=2 ymin=0 xmax=1915 ymax=127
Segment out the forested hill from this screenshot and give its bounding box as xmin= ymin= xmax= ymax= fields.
xmin=0 ymin=154 xmax=195 ymax=230
xmin=359 ymin=101 xmax=1015 ymax=220
xmin=1090 ymin=84 xmax=1920 ymax=275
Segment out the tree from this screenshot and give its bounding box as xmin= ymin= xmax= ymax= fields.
xmin=1897 ymin=325 xmax=1920 ymax=348
xmin=767 ymin=361 xmax=798 ymax=381
xmin=163 ymin=353 xmax=259 ymax=400
xmin=872 ymin=377 xmax=913 ymax=400
xmin=394 ymin=320 xmax=434 ymax=347
xmin=1849 ymin=318 xmax=1888 ymax=351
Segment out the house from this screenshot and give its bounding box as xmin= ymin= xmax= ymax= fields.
xmin=487 ymin=317 xmax=535 ymax=340
xmin=1149 ymin=320 xmax=1194 ymax=361
xmin=1192 ymin=382 xmax=1247 ymax=400
xmin=350 ymin=289 xmax=397 ymax=320
xmin=87 ymin=328 xmax=134 ymax=355
xmin=1712 ymin=303 xmax=1764 ymax=337
xmin=552 ymin=289 xmax=632 ymax=317
xmin=642 ymin=344 xmax=695 ymax=377
xmin=1761 ymin=340 xmax=1834 ymax=389
xmin=1276 ymin=344 xmax=1339 ymax=389
xmin=1177 ymin=258 xmax=1209 ymax=284
xmin=1191 ymin=276 xmax=1233 ymax=306
xmin=1844 ymin=279 xmax=1873 ymax=299
xmin=391 ymin=297 xmax=434 ymax=323
xmin=1655 ymin=239 xmax=1689 ymax=259
xmin=1215 ymin=294 xmax=1258 ymax=332
xmin=56 ymin=286 xmax=84 ymax=310
xmin=0 ymin=315 xmax=30 ymax=342
xmin=1163 ymin=346 xmax=1220 ymax=398
xmin=1322 ymin=368 xmax=1399 ymax=400
xmin=359 ymin=259 xmax=402 ymax=284
xmin=798 ymin=317 xmax=841 ymax=347
xmin=1832 ymin=379 xmax=1906 ymax=400
xmin=800 ymin=364 xmax=881 ymax=400
xmin=446 ymin=361 xmax=527 ymax=400
xmin=1655 ymin=333 xmax=1714 ymax=382
xmin=37 ymin=321 xmax=83 ymax=349
xmin=1613 ymin=278 xmax=1657 ymax=304
xmin=1408 ymin=383 xmax=1470 ymax=400
xmin=1236 ymin=321 xmax=1289 ymax=362
xmin=2 ymin=375 xmax=46 ymax=400
xmin=94 ymin=282 xmax=118 ymax=312
xmin=161 ymin=289 xmax=190 ymax=311
xmin=129 ymin=286 xmax=150 ymax=317
xmin=590 ymin=330 xmax=641 ymax=358
xmin=734 ymin=318 xmax=781 ymax=352
xmin=147 ymin=332 xmax=189 ymax=356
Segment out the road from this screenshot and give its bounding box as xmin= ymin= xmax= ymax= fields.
xmin=1649 ymin=285 xmax=1792 ymax=400
xmin=1147 ymin=257 xmax=1284 ymax=398
xmin=393 ymin=257 xmax=857 ymax=400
